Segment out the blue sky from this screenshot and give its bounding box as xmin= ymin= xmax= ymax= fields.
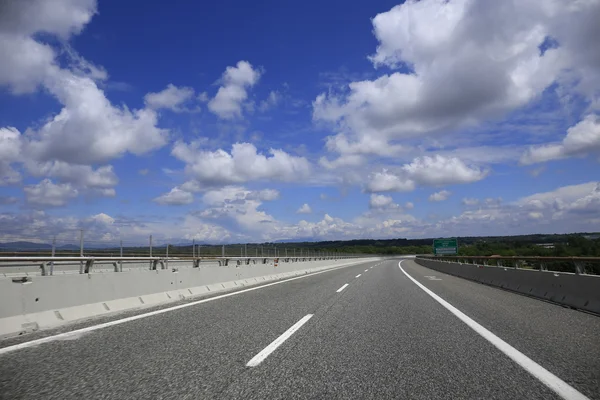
xmin=0 ymin=0 xmax=599 ymax=246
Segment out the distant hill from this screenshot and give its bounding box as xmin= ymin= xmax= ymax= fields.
xmin=0 ymin=232 xmax=598 ymax=253
xmin=0 ymin=241 xmax=52 ymax=250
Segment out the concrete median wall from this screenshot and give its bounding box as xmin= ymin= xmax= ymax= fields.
xmin=0 ymin=258 xmax=378 ymax=338
xmin=414 ymin=258 xmax=600 ymax=315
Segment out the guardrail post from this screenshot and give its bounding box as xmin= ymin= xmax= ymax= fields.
xmin=149 ymin=235 xmax=153 ymax=269
xmin=79 ymin=229 xmax=84 ymax=273
xmin=574 ymin=261 xmax=585 ymax=275
xmin=119 ymin=239 xmax=123 ymax=272
xmin=40 ymin=262 xmax=47 ymax=276
xmin=540 ymin=262 xmax=547 ymax=271
xmin=84 ymin=259 xmax=94 ymax=273
xmin=49 ymin=236 xmax=56 ymax=275
xmin=166 ymin=244 xmax=169 ymax=270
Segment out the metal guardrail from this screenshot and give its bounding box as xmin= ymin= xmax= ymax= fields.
xmin=418 ymin=255 xmax=600 ymax=275
xmin=0 ymin=255 xmax=362 ymax=276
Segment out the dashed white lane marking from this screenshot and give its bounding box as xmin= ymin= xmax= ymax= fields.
xmin=336 ymin=283 xmax=349 ymax=293
xmin=0 ymin=260 xmax=370 ymax=356
xmin=246 ymin=314 xmax=313 ymax=367
xmin=355 ymin=274 xmax=361 ymax=278
xmin=364 ymin=269 xmax=368 ymax=272
xmin=398 ymin=261 xmax=590 ymax=400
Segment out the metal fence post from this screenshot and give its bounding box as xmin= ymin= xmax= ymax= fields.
xmin=50 ymin=235 xmax=56 ymax=275
xmin=149 ymin=235 xmax=153 ymax=269
xmin=166 ymin=243 xmax=169 ymax=269
xmin=79 ymin=229 xmax=84 ymax=274
xmin=193 ymin=239 xmax=195 ymax=258
xmin=119 ymin=239 xmax=123 ymax=272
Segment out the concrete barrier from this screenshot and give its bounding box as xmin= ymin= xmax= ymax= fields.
xmin=0 ymin=258 xmax=378 ymax=338
xmin=414 ymin=258 xmax=600 ymax=315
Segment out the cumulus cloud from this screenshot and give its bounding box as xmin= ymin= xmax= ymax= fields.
xmin=521 ymin=115 xmax=600 ymax=164
xmin=313 ymin=0 xmax=600 ymax=171
xmin=366 ymin=170 xmax=415 ymax=193
xmin=0 ymin=196 xmax=18 ymax=205
xmin=429 ymin=190 xmax=451 ymax=202
xmin=402 ymin=155 xmax=486 ymax=186
xmin=144 ymin=83 xmax=196 ymax=112
xmin=462 ymin=198 xmax=479 ymax=206
xmin=198 ymin=186 xmax=278 ymax=231
xmin=154 ymin=187 xmax=194 ymax=205
xmin=208 ymin=61 xmax=261 ymax=119
xmin=258 ymin=90 xmax=281 ymax=112
xmin=25 ymin=161 xmax=118 ymax=192
xmin=369 ymin=194 xmax=394 ymax=209
xmin=297 ymin=203 xmax=312 ymax=214
xmin=24 ymin=179 xmax=78 ymax=206
xmin=0 ymin=0 xmax=168 ymax=205
xmin=366 ymin=155 xmax=485 ymax=193
xmin=172 ymin=141 xmax=311 ymax=187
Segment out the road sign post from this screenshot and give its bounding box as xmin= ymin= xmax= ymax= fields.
xmin=433 ymin=238 xmax=458 ymax=255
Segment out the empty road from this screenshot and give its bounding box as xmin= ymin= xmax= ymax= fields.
xmin=1 ymin=258 xmax=599 ymax=399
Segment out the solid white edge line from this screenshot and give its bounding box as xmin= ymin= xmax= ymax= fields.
xmin=0 ymin=260 xmax=374 ymax=356
xmin=336 ymin=283 xmax=349 ymax=293
xmin=398 ymin=261 xmax=590 ymax=400
xmin=355 ymin=274 xmax=361 ymax=278
xmin=246 ymin=314 xmax=313 ymax=367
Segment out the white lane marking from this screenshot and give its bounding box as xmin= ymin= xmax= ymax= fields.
xmin=336 ymin=283 xmax=349 ymax=293
xmin=246 ymin=314 xmax=313 ymax=367
xmin=364 ymin=269 xmax=368 ymax=272
xmin=0 ymin=261 xmax=371 ymax=356
xmin=398 ymin=261 xmax=590 ymax=400
xmin=355 ymin=274 xmax=361 ymax=278
xmin=424 ymin=275 xmax=442 ymax=281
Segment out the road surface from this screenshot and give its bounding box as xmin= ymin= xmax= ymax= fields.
xmin=1 ymin=258 xmax=599 ymax=399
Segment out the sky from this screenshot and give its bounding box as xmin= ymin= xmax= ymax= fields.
xmin=0 ymin=0 xmax=599 ymax=246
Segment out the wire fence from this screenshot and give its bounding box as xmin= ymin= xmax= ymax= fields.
xmin=0 ymin=231 xmax=364 ymax=259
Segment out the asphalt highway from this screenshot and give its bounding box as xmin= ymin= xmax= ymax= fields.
xmin=1 ymin=258 xmax=599 ymax=399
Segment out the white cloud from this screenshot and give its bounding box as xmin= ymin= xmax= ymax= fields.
xmin=258 ymin=90 xmax=281 ymax=112
xmin=144 ymin=84 xmax=195 ymax=112
xmin=24 ymin=179 xmax=78 ymax=206
xmin=521 ymin=115 xmax=600 ymax=164
xmin=313 ymin=0 xmax=600 ymax=169
xmin=405 ymin=202 xmax=414 ymax=210
xmin=366 ymin=170 xmax=415 ymax=193
xmin=0 ymin=127 xmax=22 ymax=185
xmin=0 ymin=0 xmax=168 ymax=201
xmin=429 ymin=190 xmax=451 ymax=202
xmin=172 ymin=141 xmax=311 ymax=187
xmin=403 ymin=155 xmax=487 ymax=186
xmin=198 ymin=186 xmax=277 ymax=231
xmin=369 ymin=194 xmax=393 ymax=209
xmin=254 ymin=189 xmax=280 ymax=201
xmin=297 ymin=203 xmax=312 ymax=214
xmin=25 ymin=161 xmax=117 ymax=192
xmin=462 ymin=198 xmax=479 ymax=206
xmin=366 ymin=155 xmax=485 ymax=193
xmin=25 ymin=74 xmax=168 ymax=164
xmin=0 ymin=196 xmax=18 ymax=205
xmin=208 ymin=61 xmax=261 ymax=119
xmin=197 ymin=92 xmax=209 ymax=102
xmin=154 ymin=187 xmax=194 ymax=205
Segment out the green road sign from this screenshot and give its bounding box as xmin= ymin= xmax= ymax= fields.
xmin=433 ymin=238 xmax=458 ymax=255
